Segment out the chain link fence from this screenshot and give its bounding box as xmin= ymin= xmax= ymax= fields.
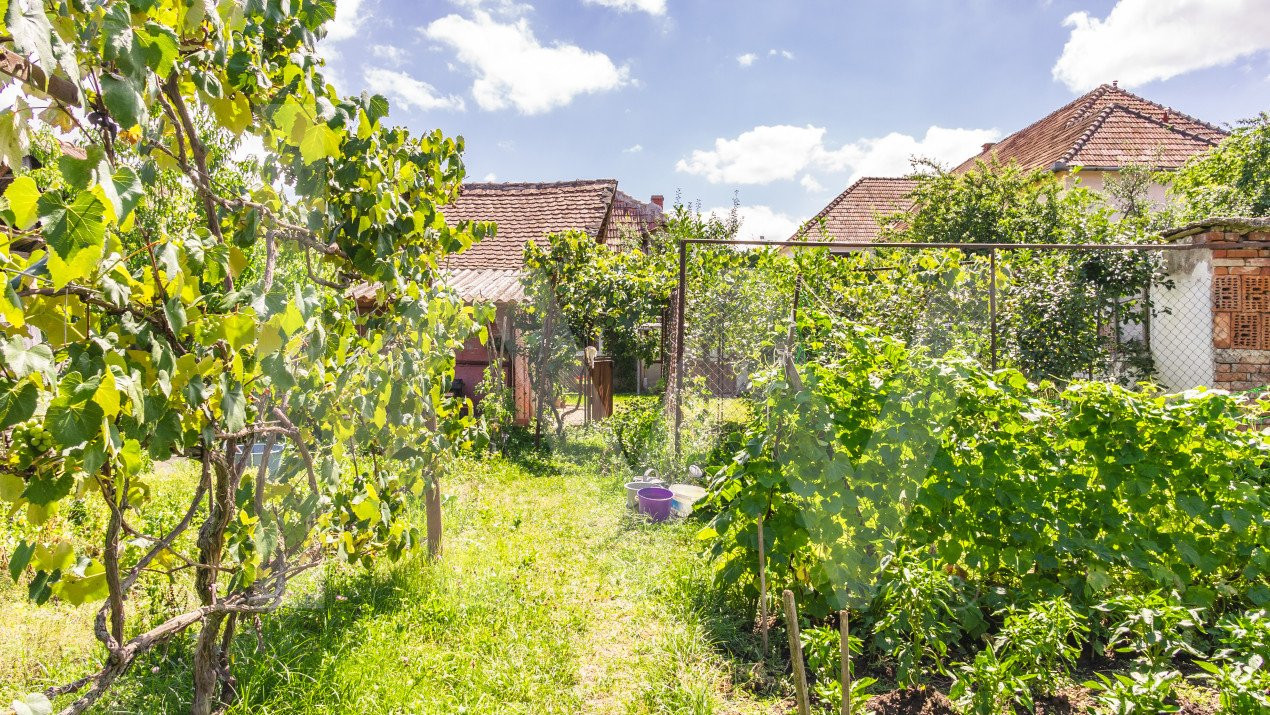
xmin=666 ymin=240 xmax=1237 ymax=453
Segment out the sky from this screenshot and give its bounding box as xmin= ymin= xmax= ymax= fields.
xmin=318 ymin=0 xmax=1270 ymax=240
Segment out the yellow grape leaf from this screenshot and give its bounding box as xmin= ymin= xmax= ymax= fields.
xmin=208 ymin=92 xmax=252 ymax=135
xmin=4 ymin=175 xmax=40 ymax=229
xmin=300 ymin=124 xmax=342 ymax=164
xmin=0 ymin=472 xmax=24 ymax=502
xmin=350 ymin=497 xmax=377 ymax=522
xmin=228 ymin=246 xmax=248 ymax=278
xmin=93 ymin=369 xmax=121 ymax=418
xmin=54 ymin=559 xmax=107 ymax=605
xmin=34 ymin=540 xmax=74 ymax=571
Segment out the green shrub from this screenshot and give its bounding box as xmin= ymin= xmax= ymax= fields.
xmin=604 ymin=396 xmax=666 ymax=474
xmin=995 ymin=597 xmax=1087 ymax=690
xmin=1195 ymin=657 xmax=1270 ymax=714
xmin=1216 ymin=609 xmax=1270 ymax=661
xmin=1085 ymin=670 xmax=1182 ymax=714
xmin=870 ymin=551 xmax=973 ymax=686
xmin=949 ymin=645 xmax=1035 ymax=715
xmin=799 ymin=624 xmax=875 ymax=714
xmin=1096 ymin=592 xmax=1205 ymax=669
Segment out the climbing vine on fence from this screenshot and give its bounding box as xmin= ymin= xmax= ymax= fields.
xmin=702 ymin=312 xmax=1270 ymax=620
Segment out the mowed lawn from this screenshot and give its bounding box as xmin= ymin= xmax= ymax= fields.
xmin=70 ymin=433 xmax=781 ymax=714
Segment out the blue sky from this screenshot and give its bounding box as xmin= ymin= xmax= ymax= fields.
xmin=319 ymin=0 xmax=1270 ymax=239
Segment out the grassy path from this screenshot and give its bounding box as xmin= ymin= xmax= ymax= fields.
xmin=101 ymin=435 xmax=781 ymax=714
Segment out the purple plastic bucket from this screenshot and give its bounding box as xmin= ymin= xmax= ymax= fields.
xmin=638 ymin=487 xmax=674 ymax=522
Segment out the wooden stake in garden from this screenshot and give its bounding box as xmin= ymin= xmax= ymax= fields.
xmin=782 ymin=589 xmax=811 ymax=715
xmin=840 ymin=609 xmax=851 ymax=715
xmin=757 ymin=516 xmax=769 ymax=658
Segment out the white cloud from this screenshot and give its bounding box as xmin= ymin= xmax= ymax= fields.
xmin=737 ymin=53 xmax=758 ymax=67
xmin=362 ymin=67 xmax=466 ymax=112
xmin=769 ymin=49 xmax=795 ymax=60
xmin=705 ymin=205 xmax=799 ymax=241
xmin=676 ymin=124 xmax=1000 ymax=185
xmin=483 ymin=172 xmax=498 ymax=181
xmin=424 ymin=11 xmax=630 ymax=114
xmin=799 ymin=174 xmax=825 ymax=193
xmin=582 ymin=0 xmax=666 ymax=15
xmin=1052 ymin=0 xmax=1270 ymax=91
xmin=371 ymin=44 xmax=408 ymax=68
xmin=325 ymin=0 xmax=369 ymax=42
xmin=623 ymin=143 xmax=643 ymax=153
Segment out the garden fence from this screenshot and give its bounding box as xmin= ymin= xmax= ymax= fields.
xmin=665 ymin=238 xmax=1252 ymax=455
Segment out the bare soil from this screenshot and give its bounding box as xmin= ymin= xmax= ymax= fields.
xmin=865 ymin=687 xmax=957 ymax=715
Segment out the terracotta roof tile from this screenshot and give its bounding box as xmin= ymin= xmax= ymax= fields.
xmin=441 ymin=180 xmax=618 ymax=270
xmin=791 ymin=177 xmax=916 ymax=242
xmin=605 ymin=190 xmax=665 ymax=249
xmin=954 ymin=83 xmax=1225 ymax=173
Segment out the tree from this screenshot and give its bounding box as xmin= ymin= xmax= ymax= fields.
xmin=1169 ymin=112 xmax=1270 ymax=220
xmin=887 ymin=160 xmax=1117 ymax=245
xmin=0 ymin=2 xmax=488 ymax=712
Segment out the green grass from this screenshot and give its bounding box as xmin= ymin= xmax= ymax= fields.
xmin=65 ymin=431 xmax=780 ymax=714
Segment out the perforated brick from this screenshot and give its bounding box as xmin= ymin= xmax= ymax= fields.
xmin=1214 ymin=276 xmax=1242 ymax=310
xmin=1233 ymin=312 xmax=1262 ymax=350
xmin=1245 ymin=276 xmax=1270 ymax=312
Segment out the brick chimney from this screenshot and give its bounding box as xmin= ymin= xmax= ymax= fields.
xmin=650 ymin=194 xmax=664 ymax=209
xmin=981 ymin=142 xmax=996 ymax=153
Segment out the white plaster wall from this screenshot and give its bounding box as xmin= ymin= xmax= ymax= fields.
xmin=1150 ymin=250 xmax=1214 ymax=391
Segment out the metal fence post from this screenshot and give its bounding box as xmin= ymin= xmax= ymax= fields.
xmin=673 ymin=239 xmax=688 ymax=457
xmin=989 ymin=246 xmax=998 ymax=371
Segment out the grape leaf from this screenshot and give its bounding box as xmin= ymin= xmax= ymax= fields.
xmin=8 ymin=540 xmax=33 ymax=581
xmin=0 ymin=379 xmax=37 ymax=429
xmin=21 ymin=471 xmax=73 ymax=505
xmin=10 ymin=692 xmax=53 ymax=715
xmin=37 ymin=191 xmax=107 ymax=289
xmin=46 ymin=392 xmax=104 ymax=448
xmin=100 ymin=74 xmax=145 ymax=128
xmin=300 ymin=123 xmax=342 ymax=164
xmin=1 ymin=338 xmax=54 ymax=380
xmin=3 ymin=175 xmax=40 ymax=229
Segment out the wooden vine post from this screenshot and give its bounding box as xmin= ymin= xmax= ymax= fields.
xmin=782 ymin=589 xmax=811 ymax=715
xmin=840 ymin=609 xmax=851 ymax=715
xmin=757 ymin=516 xmax=769 ymax=658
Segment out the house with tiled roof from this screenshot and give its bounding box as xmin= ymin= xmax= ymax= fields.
xmin=436 ymin=180 xmax=665 ymax=423
xmin=793 ymin=83 xmax=1227 ymax=243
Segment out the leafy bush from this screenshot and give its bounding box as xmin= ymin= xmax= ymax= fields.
xmin=995 ymin=597 xmax=1088 ymax=689
xmin=800 ymin=624 xmax=875 ymax=714
xmin=1195 ymin=657 xmax=1270 ymax=714
xmin=1085 ymin=670 xmax=1182 ymax=715
xmin=604 ymin=396 xmax=667 ymax=474
xmin=871 ymin=551 xmax=974 ymax=686
xmin=1170 ymin=112 xmax=1270 ymax=220
xmin=1097 ymin=593 xmax=1205 ymax=669
xmin=1215 ymin=609 xmax=1270 ymax=661
xmin=948 ymin=645 xmax=1035 ymax=715
xmin=703 ymin=317 xmax=1270 ymax=622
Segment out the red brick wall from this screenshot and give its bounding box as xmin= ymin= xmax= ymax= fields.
xmin=1207 ymin=230 xmax=1270 ymax=391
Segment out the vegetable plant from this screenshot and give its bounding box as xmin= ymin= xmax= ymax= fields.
xmin=1097 ymin=593 xmax=1206 ymax=669
xmin=1194 ymin=657 xmax=1270 ymax=714
xmin=800 ymin=623 xmax=875 ymax=714
xmin=871 ymin=550 xmax=969 ymax=686
xmin=995 ymin=597 xmax=1088 ymax=689
xmin=948 ymin=645 xmax=1035 ymax=715
xmin=1086 ymin=670 xmax=1183 ymax=714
